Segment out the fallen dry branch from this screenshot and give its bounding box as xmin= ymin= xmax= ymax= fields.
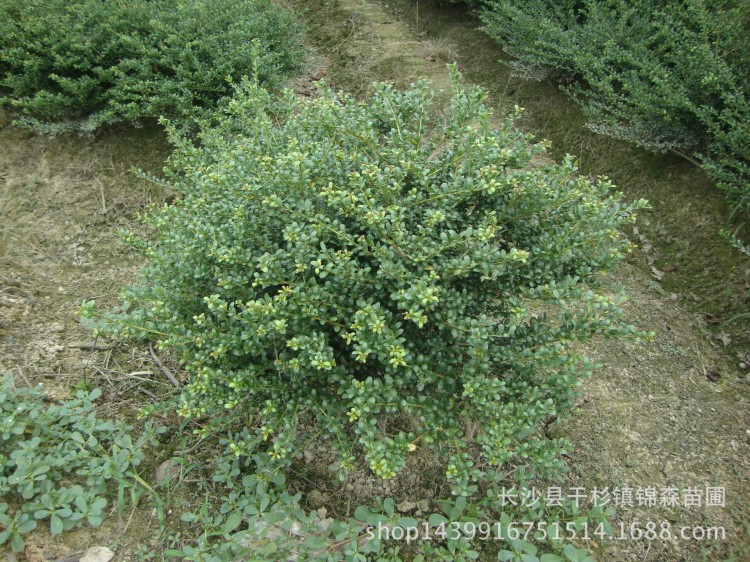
xmin=149 ymin=343 xmax=180 ymax=388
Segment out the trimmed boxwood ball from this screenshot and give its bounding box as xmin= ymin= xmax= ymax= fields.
xmin=87 ymin=70 xmax=649 ymax=494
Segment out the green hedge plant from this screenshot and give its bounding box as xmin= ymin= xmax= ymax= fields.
xmin=0 ymin=0 xmax=304 ymax=132
xmin=86 ymin=70 xmax=648 ymax=494
xmin=480 ymin=0 xmax=750 ymax=240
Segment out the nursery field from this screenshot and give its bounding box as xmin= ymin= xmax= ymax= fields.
xmin=1 ymin=0 xmax=749 ymax=561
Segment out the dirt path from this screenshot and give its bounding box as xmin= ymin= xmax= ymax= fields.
xmin=0 ymin=115 xmax=173 ymax=558
xmin=296 ymin=0 xmax=750 ymax=560
xmin=0 ymin=116 xmax=168 ymax=401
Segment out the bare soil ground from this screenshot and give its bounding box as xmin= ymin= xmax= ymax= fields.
xmin=0 ymin=113 xmax=170 ymax=403
xmin=1 ymin=1 xmax=749 ymax=560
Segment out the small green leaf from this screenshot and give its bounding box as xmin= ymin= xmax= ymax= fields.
xmin=305 ymin=535 xmax=329 ymax=550
xmin=449 ymin=496 xmax=467 ymax=520
xmin=354 ymin=505 xmax=373 ymax=522
xmin=396 ymin=516 xmax=418 ymax=528
xmin=428 ymin=513 xmax=448 ymax=526
xmin=223 ymin=510 xmax=243 ymax=534
xmin=181 ymin=512 xmax=199 ymax=523
xmin=50 ymin=513 xmax=64 ymax=535
xmin=563 ymin=545 xmax=593 ymax=562
xmin=383 ymin=498 xmax=395 ymax=517
xmin=11 ymin=532 xmax=25 ymax=553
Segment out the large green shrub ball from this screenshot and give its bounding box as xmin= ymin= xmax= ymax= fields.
xmin=91 ymin=72 xmax=648 ymax=494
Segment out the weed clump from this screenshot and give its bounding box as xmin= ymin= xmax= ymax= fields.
xmin=0 ymin=377 xmax=161 ymax=552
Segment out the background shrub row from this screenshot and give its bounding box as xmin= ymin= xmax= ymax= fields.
xmin=478 ymin=0 xmax=750 ymax=236
xmin=0 ymin=0 xmax=304 ymax=131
